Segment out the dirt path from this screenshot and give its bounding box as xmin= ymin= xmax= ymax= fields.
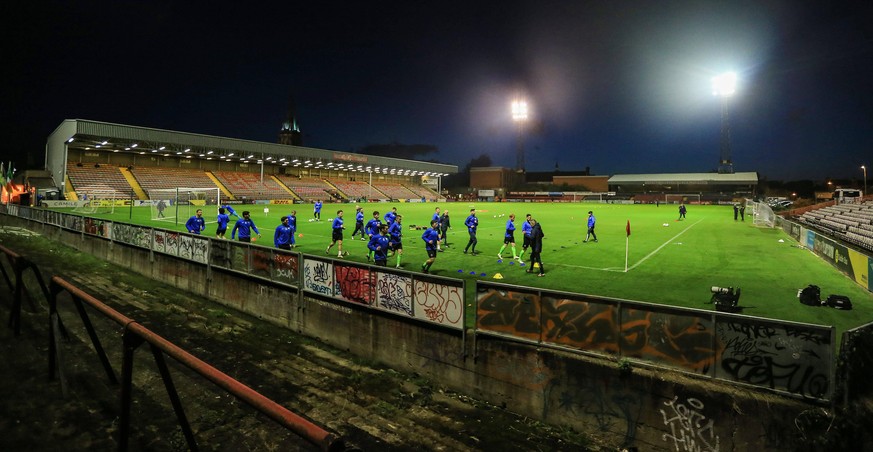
xmin=0 ymin=228 xmax=599 ymax=451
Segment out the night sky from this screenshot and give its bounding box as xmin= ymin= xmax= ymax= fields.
xmin=4 ymin=1 xmax=872 ymax=181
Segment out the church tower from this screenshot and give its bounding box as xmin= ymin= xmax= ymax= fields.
xmin=278 ymin=95 xmax=303 ymax=146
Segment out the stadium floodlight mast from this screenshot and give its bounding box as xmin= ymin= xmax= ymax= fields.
xmin=862 ymin=165 xmax=867 ymax=195
xmin=712 ymin=72 xmax=737 ymax=174
xmin=511 ymin=99 xmax=529 ymax=172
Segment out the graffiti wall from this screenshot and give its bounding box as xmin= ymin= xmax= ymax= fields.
xmin=112 ymin=223 xmax=151 ymax=248
xmin=619 ymin=307 xmax=717 ymax=376
xmin=271 ymin=251 xmax=298 ymax=286
xmin=334 ymin=264 xmax=374 ymax=305
xmin=716 ymin=319 xmax=833 ymax=399
xmin=376 ymin=272 xmax=414 ymax=316
xmin=413 ymin=278 xmax=463 ymax=329
xmin=476 ymin=287 xmax=541 ymax=342
xmin=660 ymin=396 xmax=720 ymax=451
xmin=541 ymin=294 xmax=619 ymax=355
xmin=303 ymin=258 xmax=333 ymax=297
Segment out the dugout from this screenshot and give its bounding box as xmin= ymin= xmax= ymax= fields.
xmin=45 ymin=119 xmax=457 ymax=199
xmin=608 ymin=172 xmax=759 ymax=203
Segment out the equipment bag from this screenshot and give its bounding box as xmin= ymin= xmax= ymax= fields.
xmin=826 ymin=295 xmax=852 ymax=310
xmin=798 ymin=285 xmax=821 ymax=306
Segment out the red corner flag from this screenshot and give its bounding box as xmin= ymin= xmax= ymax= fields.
xmin=626 ymin=220 xmax=631 ymax=237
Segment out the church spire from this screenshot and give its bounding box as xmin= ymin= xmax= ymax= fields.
xmin=279 ymin=94 xmax=303 ymax=146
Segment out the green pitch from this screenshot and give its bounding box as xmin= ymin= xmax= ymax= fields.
xmin=66 ymin=202 xmax=873 ymax=334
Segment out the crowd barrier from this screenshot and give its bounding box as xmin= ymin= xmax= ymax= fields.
xmin=476 ymin=282 xmax=835 ymax=400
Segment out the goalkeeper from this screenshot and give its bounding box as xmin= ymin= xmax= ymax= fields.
xmin=221 ymin=204 xmax=242 ymax=219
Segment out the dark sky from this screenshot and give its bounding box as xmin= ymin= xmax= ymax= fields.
xmin=4 ymin=1 xmax=872 ymax=181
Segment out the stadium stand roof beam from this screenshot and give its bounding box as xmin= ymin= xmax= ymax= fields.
xmin=46 ymin=119 xmax=457 ymax=192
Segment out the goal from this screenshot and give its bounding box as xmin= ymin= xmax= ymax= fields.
xmin=665 ymin=194 xmax=701 ymax=204
xmin=73 ymin=189 xmax=122 ymax=215
xmin=749 ymin=200 xmax=775 ymax=228
xmin=149 ymin=187 xmax=220 ymax=224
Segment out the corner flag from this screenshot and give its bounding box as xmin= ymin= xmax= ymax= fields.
xmin=624 ymin=219 xmax=630 ymax=272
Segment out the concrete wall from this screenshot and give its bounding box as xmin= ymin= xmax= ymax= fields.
xmin=2 ymin=214 xmax=827 ymax=450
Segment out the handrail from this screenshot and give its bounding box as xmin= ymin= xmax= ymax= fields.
xmin=0 ymin=243 xmax=52 ymax=335
xmin=50 ymin=276 xmax=349 ymax=451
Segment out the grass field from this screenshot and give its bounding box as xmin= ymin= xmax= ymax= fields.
xmin=68 ymin=201 xmax=873 ymax=335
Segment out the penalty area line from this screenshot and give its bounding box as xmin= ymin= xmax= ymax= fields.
xmin=626 ymin=218 xmax=703 ymax=272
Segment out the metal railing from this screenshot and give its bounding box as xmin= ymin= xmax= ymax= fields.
xmin=48 ymin=275 xmax=350 ymax=451
xmin=0 ymin=244 xmax=51 ymax=335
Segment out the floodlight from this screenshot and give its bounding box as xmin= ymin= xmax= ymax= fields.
xmin=159 ymin=146 xmax=166 ymax=150
xmin=131 ymin=143 xmax=138 ymax=148
xmin=67 ymin=138 xmax=74 ymax=143
xmin=712 ymin=72 xmax=737 ymax=97
xmin=511 ymin=100 xmax=528 ymax=121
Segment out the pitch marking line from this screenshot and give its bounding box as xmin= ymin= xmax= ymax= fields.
xmin=551 ymin=218 xmax=704 ymax=273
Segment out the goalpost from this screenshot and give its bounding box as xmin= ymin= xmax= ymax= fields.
xmin=749 ymin=199 xmax=775 ymax=228
xmin=149 ymin=187 xmax=221 ymax=224
xmin=665 ymin=194 xmax=701 ymax=204
xmin=73 ymin=189 xmax=120 ymax=215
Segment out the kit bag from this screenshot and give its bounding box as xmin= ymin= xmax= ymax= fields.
xmin=798 ymin=285 xmax=821 ymax=306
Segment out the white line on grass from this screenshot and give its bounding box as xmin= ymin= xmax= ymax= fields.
xmin=550 ymin=218 xmax=704 ymax=273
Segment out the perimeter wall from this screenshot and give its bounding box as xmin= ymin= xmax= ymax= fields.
xmin=2 ymin=206 xmax=865 ymax=451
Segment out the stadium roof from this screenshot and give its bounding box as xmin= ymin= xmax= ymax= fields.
xmin=608 ymin=172 xmax=759 ymax=185
xmin=46 ymin=119 xmax=457 ymax=177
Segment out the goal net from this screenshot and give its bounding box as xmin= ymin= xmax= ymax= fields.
xmin=149 ymin=187 xmax=220 ymax=224
xmin=72 ymin=189 xmax=122 ymax=215
xmin=665 ymin=194 xmax=701 ymax=204
xmin=749 ymin=200 xmax=775 ymax=228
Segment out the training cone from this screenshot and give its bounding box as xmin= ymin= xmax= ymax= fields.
xmin=493 ymin=273 xmax=503 ymax=279
xmin=533 ymin=262 xmax=540 ymax=269
xmin=298 ymin=233 xmax=303 ymax=237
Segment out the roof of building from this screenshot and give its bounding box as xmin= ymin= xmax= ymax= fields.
xmin=608 ymin=172 xmax=759 ymax=185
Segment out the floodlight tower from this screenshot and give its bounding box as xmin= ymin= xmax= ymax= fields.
xmin=862 ymin=165 xmax=867 ymax=195
xmin=712 ymin=72 xmax=737 ymax=174
xmin=511 ymin=99 xmax=529 ymax=172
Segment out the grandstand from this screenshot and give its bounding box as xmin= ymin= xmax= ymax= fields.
xmin=371 ymin=182 xmax=416 ymax=200
xmin=132 ymin=167 xmax=218 ymax=195
xmin=66 ymin=163 xmax=131 ymax=199
xmin=45 ymin=120 xmax=456 ymax=205
xmin=276 ymin=176 xmax=332 ymax=202
xmin=796 ymin=201 xmax=873 ymax=251
xmin=327 ymin=179 xmax=373 ymax=200
xmin=213 ymin=171 xmax=292 ymax=200
xmin=403 ymin=183 xmax=438 ymax=200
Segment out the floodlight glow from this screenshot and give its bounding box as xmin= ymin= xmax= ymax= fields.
xmin=131 ymin=143 xmax=138 ymax=148
xmin=159 ymin=146 xmax=166 ymax=150
xmin=712 ymin=72 xmax=737 ymax=97
xmin=207 ymin=150 xmax=213 ymax=154
xmin=125 ymin=147 xmax=130 ymax=151
xmin=67 ymin=138 xmax=74 ymax=143
xmin=247 ymin=154 xmax=254 ymax=158
xmin=101 ymin=141 xmax=108 ymax=145
xmin=511 ymin=100 xmax=528 ymax=121
xmin=227 ymin=153 xmax=234 ymax=157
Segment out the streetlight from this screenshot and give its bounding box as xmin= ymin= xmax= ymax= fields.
xmin=712 ymin=72 xmax=737 ymax=174
xmin=862 ymin=165 xmax=867 ymax=196
xmin=511 ymin=99 xmax=528 ymax=172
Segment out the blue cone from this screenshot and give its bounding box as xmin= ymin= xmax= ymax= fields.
xmin=497 ymin=259 xmax=503 ymax=263
xmin=470 ymin=271 xmax=477 ymax=275
xmin=520 ymin=263 xmax=526 ymax=267
xmin=457 ymin=269 xmax=464 ymax=273
xmin=480 ymin=273 xmax=487 ymax=277
xmin=509 ymin=261 xmax=515 ymax=265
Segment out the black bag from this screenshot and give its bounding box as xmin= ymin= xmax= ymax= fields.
xmin=799 ymin=285 xmax=821 ymax=306
xmin=826 ymin=295 xmax=852 ymax=310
